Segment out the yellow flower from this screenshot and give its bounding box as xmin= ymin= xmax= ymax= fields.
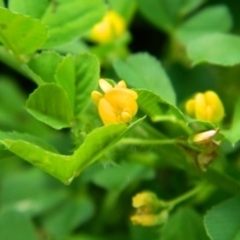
xmin=131 ymin=210 xmax=168 ymax=227
xmin=131 ymin=214 xmax=159 ymax=227
xmin=185 ymin=91 xmax=224 ymax=123
xmin=90 ymin=10 xmax=126 ymax=44
xmin=91 ymin=79 xmax=138 ymax=125
xmin=132 ymin=191 xmax=166 ymax=212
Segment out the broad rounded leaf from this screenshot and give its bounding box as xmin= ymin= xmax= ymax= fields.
xmin=114 ymin=53 xmax=176 ymax=105
xmin=204 ymin=197 xmax=240 ymax=240
xmin=26 ymin=83 xmax=74 ymax=129
xmin=10 ymin=0 xmax=106 ymax=47
xmin=73 ymin=117 xmax=145 ymax=176
xmin=221 ymin=97 xmax=240 ymax=145
xmin=136 ymin=89 xmax=184 ymax=123
xmin=28 ymin=51 xmax=63 ymax=83
xmin=0 ymin=7 xmax=48 ymax=54
xmin=42 ymin=0 xmax=106 ymax=47
xmin=162 ymin=207 xmax=209 ymax=240
xmin=9 ymin=0 xmax=49 ymax=19
xmin=187 ymin=33 xmax=240 ymax=66
xmin=180 ymin=0 xmax=205 ymax=16
xmin=55 ymin=53 xmax=100 ymax=116
xmin=44 ymin=197 xmax=94 ymax=237
xmin=0 ymin=136 xmax=74 ymax=184
xmin=107 ymin=0 xmax=137 ymax=22
xmin=91 ymin=161 xmax=154 ymax=191
xmin=0 ymin=119 xmax=144 ymax=184
xmin=178 ymin=5 xmax=232 ymax=45
xmin=0 ymin=0 xmax=4 ymax=7
xmin=136 ymin=0 xmax=175 ymax=32
xmin=0 ymin=209 xmax=38 ymax=240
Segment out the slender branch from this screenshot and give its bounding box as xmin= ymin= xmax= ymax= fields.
xmin=118 ymin=138 xmax=178 ymax=145
xmin=167 ymin=184 xmax=203 ymax=210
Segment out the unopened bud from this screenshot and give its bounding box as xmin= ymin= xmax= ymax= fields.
xmin=131 ymin=210 xmax=168 ymax=227
xmin=185 ymin=91 xmax=224 ymax=123
xmin=192 ymin=128 xmax=219 ymax=145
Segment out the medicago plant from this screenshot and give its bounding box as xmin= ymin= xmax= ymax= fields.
xmin=1 ymin=0 xmax=240 ymax=239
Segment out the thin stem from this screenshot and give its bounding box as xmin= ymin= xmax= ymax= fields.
xmin=167 ymin=184 xmax=203 ymax=210
xmin=118 ymin=138 xmax=178 ymax=145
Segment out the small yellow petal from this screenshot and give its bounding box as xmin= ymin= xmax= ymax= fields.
xmin=195 ymin=93 xmax=208 ymax=121
xmin=205 ymin=91 xmax=224 ymax=123
xmin=99 ymin=78 xmax=113 ymax=93
xmin=98 ymin=98 xmax=118 ymax=125
xmin=131 ymin=214 xmax=158 ymax=226
xmin=121 ymin=111 xmax=132 ymax=123
xmin=116 ymin=80 xmax=127 ymax=88
xmin=104 ymin=89 xmax=138 ymax=116
xmin=185 ymin=99 xmax=196 ymax=117
xmin=91 ymin=91 xmax=103 ymax=105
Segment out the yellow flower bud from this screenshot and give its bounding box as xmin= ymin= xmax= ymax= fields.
xmin=185 ymin=91 xmax=225 ymax=123
xmin=90 ymin=10 xmax=126 ymax=44
xmin=131 ymin=210 xmax=168 ymax=227
xmin=91 ymin=79 xmax=138 ymax=125
xmin=131 ymin=214 xmax=159 ymax=227
xmin=132 ymin=191 xmax=163 ymax=211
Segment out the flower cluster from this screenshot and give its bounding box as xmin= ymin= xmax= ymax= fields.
xmin=90 ymin=10 xmax=126 ymax=44
xmin=91 ymin=79 xmax=138 ymax=125
xmin=185 ymin=91 xmax=224 ymax=123
xmin=130 ymin=191 xmax=168 ymax=227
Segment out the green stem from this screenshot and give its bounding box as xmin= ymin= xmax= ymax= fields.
xmin=167 ymin=184 xmax=203 ymax=210
xmin=118 ymin=138 xmax=178 ymax=145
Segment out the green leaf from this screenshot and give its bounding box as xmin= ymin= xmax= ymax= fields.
xmin=0 ymin=168 xmax=66 ymax=215
xmin=42 ymin=0 xmax=106 ymax=47
xmin=221 ymin=97 xmax=240 ymax=144
xmin=0 ymin=7 xmax=48 ymax=55
xmin=2 ymin=139 xmax=74 ymax=183
xmin=91 ymin=161 xmax=154 ymax=191
xmin=0 ymin=77 xmax=54 ymax=137
xmin=177 ymin=5 xmax=232 ymax=45
xmin=0 ymin=119 xmax=144 ymax=184
xmin=107 ymin=0 xmax=137 ymax=22
xmin=9 ymin=0 xmax=106 ymax=47
xmin=9 ymin=0 xmax=49 ymax=19
xmin=26 ymin=83 xmax=74 ymax=129
xmin=180 ymin=0 xmax=205 ymax=16
xmin=136 ymin=0 xmax=176 ymax=32
xmin=187 ymin=33 xmax=240 ymax=66
xmin=44 ymin=197 xmax=94 ymax=237
xmin=162 ymin=207 xmax=209 ymax=240
xmin=0 ymin=0 xmax=4 ymax=7
xmin=0 ymin=131 xmax=57 ymax=153
xmin=136 ymin=89 xmax=185 ymax=123
xmin=204 ymin=196 xmax=240 ymax=240
xmin=0 ymin=208 xmax=38 ymax=240
xmin=47 ymin=39 xmax=89 ymax=55
xmin=73 ymin=118 xmax=145 ymax=175
xmin=55 ymin=54 xmax=76 ymax=111
xmin=56 ymin=53 xmax=99 ymax=117
xmin=27 ymin=51 xmax=63 ymax=83
xmin=114 ymin=53 xmax=176 ymax=105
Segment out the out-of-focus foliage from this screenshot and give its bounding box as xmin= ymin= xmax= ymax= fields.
xmin=1 ymin=0 xmax=240 ymax=239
